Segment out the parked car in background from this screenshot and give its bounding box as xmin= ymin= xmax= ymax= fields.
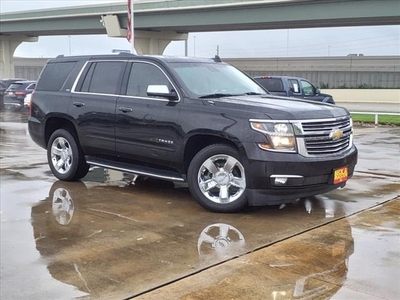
xmin=253 ymin=75 xmax=335 ymax=104
xmin=0 ymin=78 xmax=27 ymax=110
xmin=3 ymin=80 xmax=36 ymax=110
xmin=24 ymin=93 xmax=33 ymax=109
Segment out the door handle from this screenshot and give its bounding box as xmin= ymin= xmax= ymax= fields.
xmin=119 ymin=107 xmax=133 ymax=113
xmin=72 ymin=101 xmax=85 ymax=107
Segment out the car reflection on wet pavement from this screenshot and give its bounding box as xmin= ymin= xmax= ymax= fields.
xmin=1 ymin=111 xmax=400 ymax=300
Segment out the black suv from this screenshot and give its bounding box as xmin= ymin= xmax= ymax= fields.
xmin=28 ymin=54 xmax=357 ymax=213
xmin=0 ymin=78 xmax=27 ymax=109
xmin=3 ymin=80 xmax=36 ymax=110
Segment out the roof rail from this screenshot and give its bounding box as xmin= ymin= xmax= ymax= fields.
xmin=117 ymin=52 xmax=136 ymax=56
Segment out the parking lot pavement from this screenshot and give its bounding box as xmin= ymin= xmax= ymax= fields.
xmin=1 ymin=116 xmax=399 ymax=300
xmin=136 ymin=198 xmax=400 ymax=300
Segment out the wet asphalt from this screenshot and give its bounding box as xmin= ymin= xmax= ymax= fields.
xmin=0 ymin=109 xmax=399 ymax=300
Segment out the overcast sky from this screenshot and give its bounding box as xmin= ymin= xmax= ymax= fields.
xmin=2 ymin=0 xmax=399 ymax=58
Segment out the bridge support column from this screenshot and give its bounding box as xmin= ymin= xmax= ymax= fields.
xmin=0 ymin=36 xmax=38 ymax=78
xmin=134 ymin=30 xmax=188 ymax=55
xmin=101 ymin=15 xmax=188 ymax=55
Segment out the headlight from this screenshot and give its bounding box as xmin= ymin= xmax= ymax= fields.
xmin=250 ymin=121 xmax=297 ymax=152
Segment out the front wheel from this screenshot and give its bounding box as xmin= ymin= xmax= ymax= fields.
xmin=47 ymin=129 xmax=89 ymax=181
xmin=188 ymin=144 xmax=248 ymax=213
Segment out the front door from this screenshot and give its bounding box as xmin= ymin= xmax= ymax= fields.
xmin=115 ymin=61 xmax=181 ymax=166
xmin=300 ymin=79 xmax=325 ymax=102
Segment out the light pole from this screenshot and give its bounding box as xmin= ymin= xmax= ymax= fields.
xmin=68 ymin=36 xmax=72 ymax=55
xmin=286 ymin=29 xmax=289 ymax=57
xmin=194 ymin=35 xmax=196 ymax=57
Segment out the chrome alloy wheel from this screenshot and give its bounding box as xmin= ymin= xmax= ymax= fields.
xmin=198 ymin=154 xmax=246 ymax=204
xmin=51 ymin=137 xmax=73 ymax=174
xmin=52 ymin=187 xmax=75 ymax=225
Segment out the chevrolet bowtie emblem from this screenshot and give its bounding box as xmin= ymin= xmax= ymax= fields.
xmin=330 ymin=129 xmax=344 ymax=140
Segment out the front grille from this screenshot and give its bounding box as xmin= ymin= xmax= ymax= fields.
xmin=300 ymin=117 xmax=352 ymax=156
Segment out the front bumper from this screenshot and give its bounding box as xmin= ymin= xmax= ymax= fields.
xmin=243 ymin=143 xmax=358 ymax=206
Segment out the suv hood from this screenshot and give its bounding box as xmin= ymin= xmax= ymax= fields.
xmin=208 ymin=95 xmax=348 ymax=120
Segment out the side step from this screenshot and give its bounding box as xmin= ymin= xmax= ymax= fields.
xmin=85 ymin=156 xmax=185 ymax=182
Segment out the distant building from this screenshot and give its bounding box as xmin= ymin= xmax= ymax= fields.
xmin=13 ymin=56 xmax=400 ymax=88
xmin=14 ymin=57 xmax=49 ymax=81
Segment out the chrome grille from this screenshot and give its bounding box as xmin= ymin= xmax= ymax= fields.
xmin=299 ymin=117 xmax=352 ymax=156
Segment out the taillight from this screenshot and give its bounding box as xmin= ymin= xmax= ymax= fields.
xmin=15 ymin=91 xmax=26 ymax=96
xmin=29 ymin=92 xmax=35 ymax=116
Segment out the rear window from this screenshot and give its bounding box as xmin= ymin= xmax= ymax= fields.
xmin=36 ymin=61 xmax=77 ymax=91
xmin=7 ymin=83 xmax=25 ymax=91
xmin=255 ymin=78 xmax=284 ymax=92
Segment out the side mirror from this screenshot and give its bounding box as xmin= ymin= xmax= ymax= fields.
xmin=147 ymin=85 xmax=178 ymax=101
xmin=316 ymin=88 xmax=321 ymax=95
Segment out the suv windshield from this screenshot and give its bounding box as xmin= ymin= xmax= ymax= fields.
xmin=171 ymin=62 xmax=266 ymax=98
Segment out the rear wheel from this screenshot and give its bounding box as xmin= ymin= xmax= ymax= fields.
xmin=188 ymin=144 xmax=248 ymax=213
xmin=47 ymin=129 xmax=89 ymax=181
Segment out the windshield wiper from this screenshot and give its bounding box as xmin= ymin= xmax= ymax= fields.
xmin=243 ymin=92 xmax=263 ymax=95
xmin=199 ymin=93 xmax=236 ymax=99
xmin=199 ymin=92 xmax=264 ymax=99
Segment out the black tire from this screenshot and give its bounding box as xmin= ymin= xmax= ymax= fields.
xmin=188 ymin=144 xmax=248 ymax=213
xmin=47 ymin=129 xmax=89 ymax=181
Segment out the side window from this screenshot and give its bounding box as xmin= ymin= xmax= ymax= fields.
xmin=80 ymin=61 xmax=125 ymax=94
xmin=36 ymin=61 xmax=76 ymax=91
xmin=27 ymin=83 xmax=36 ymax=90
xmin=80 ymin=63 xmax=96 ymax=93
xmin=300 ymin=80 xmax=315 ymax=96
xmin=257 ymin=78 xmax=284 ymax=92
xmin=126 ymin=62 xmax=171 ymax=97
xmin=288 ymin=79 xmax=300 ymax=93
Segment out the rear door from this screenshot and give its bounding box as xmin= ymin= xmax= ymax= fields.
xmin=115 ymin=61 xmax=181 ymax=166
xmin=70 ymin=60 xmax=126 ymax=155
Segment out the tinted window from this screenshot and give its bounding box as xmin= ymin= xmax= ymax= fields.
xmin=7 ymin=83 xmax=24 ymax=91
xmin=255 ymin=78 xmax=284 ymax=92
xmin=27 ymin=83 xmax=36 ymax=90
xmin=126 ymin=62 xmax=170 ymax=97
xmin=80 ymin=63 xmax=96 ymax=93
xmin=36 ymin=61 xmax=76 ymax=91
xmin=87 ymin=61 xmax=124 ymax=94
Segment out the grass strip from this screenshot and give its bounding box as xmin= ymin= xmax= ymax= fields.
xmin=351 ymin=113 xmax=400 ymax=125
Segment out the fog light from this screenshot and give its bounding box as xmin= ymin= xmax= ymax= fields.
xmin=274 ymin=177 xmax=288 ymax=185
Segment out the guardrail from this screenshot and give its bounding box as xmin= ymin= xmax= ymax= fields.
xmin=350 ymin=111 xmax=400 ymax=125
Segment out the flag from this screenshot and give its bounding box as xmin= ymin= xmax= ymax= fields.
xmin=127 ymin=0 xmax=132 ymax=42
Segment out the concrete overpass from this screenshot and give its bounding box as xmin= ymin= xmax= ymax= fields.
xmin=1 ymin=0 xmax=400 ymax=77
